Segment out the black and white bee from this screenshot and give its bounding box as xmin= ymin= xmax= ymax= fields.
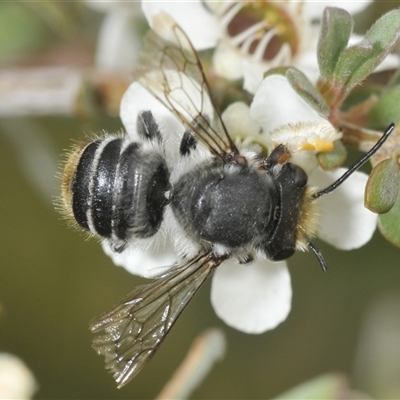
xmin=60 ymin=13 xmax=394 ymax=388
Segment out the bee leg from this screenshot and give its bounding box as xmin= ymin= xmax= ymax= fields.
xmin=180 ymin=130 xmax=197 ymax=156
xmin=137 ymin=110 xmax=162 ymax=143
xmin=239 ymin=254 xmax=253 ymax=264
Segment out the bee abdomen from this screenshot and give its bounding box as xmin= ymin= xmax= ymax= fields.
xmin=112 ymin=142 xmax=169 ymax=240
xmin=91 ymin=138 xmax=124 ymax=237
xmin=64 ymin=136 xmax=169 ymax=249
xmin=70 ymin=140 xmax=102 ymax=231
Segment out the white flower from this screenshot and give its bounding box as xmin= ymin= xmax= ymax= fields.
xmin=210 ymin=74 xmax=379 ymax=328
xmin=310 ymin=167 xmax=378 ymax=250
xmin=104 ymin=80 xmax=293 ymax=334
xmin=107 ymin=72 xmax=377 ymax=335
xmin=86 ymin=1 xmax=142 ymax=75
xmin=210 ymin=259 xmax=291 ymax=334
xmin=248 ymin=74 xmax=378 ymax=249
xmin=0 ymin=353 xmax=37 ymax=399
xmin=141 ymin=0 xmax=373 ymax=93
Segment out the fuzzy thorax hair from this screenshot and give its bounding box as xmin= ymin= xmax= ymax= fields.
xmin=295 ymin=185 xmax=319 ymax=251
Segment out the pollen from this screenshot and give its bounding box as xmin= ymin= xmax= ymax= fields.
xmin=298 ymin=139 xmax=334 ymax=153
xmin=270 ymin=120 xmax=341 ymax=155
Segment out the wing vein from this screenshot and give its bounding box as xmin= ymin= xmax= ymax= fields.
xmin=138 ymin=14 xmax=239 ymax=160
xmin=90 ymin=252 xmax=225 ymax=387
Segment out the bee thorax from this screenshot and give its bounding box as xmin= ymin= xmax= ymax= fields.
xmin=171 ymin=161 xmax=278 ymax=250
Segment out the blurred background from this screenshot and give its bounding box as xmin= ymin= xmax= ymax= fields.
xmin=1 ymin=1 xmax=400 ymax=398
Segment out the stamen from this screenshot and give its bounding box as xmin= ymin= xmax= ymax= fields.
xmin=272 ymin=42 xmax=292 ymax=65
xmin=230 ymin=21 xmax=267 ymax=47
xmin=219 ymin=2 xmax=244 ymax=27
xmin=218 ymin=1 xmax=300 ymax=65
xmin=253 ymin=28 xmax=277 ymax=61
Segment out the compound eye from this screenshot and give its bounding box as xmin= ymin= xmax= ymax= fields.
xmin=288 ymin=163 xmax=307 ymax=188
xmin=271 ymin=246 xmax=295 ymax=261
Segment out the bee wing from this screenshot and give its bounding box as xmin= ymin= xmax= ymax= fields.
xmin=138 ymin=12 xmax=239 ymax=160
xmin=90 ymin=252 xmax=224 ymax=388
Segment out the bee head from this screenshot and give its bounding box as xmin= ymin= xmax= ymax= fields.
xmin=263 ymin=159 xmax=318 ymax=262
xmin=264 ymin=123 xmax=395 ymax=271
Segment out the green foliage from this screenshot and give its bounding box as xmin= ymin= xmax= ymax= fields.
xmin=337 ymin=10 xmax=400 ymax=91
xmin=266 ymin=67 xmax=329 ymax=116
xmin=316 ymin=8 xmax=400 ymax=251
xmin=375 ymin=151 xmax=400 ymax=247
xmin=365 ymin=154 xmax=400 ymax=214
xmin=318 ymin=7 xmax=353 ymax=79
xmin=367 ymin=86 xmax=400 ymax=126
xmin=378 ymin=192 xmax=400 ymax=247
xmin=317 ymin=8 xmax=400 ymax=109
xmin=286 ymin=68 xmax=330 ymax=117
xmin=317 ymin=140 xmax=348 ymax=170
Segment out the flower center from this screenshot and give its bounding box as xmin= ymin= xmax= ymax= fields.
xmin=221 ymin=1 xmax=300 ymax=63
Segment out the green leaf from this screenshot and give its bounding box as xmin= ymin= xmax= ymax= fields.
xmin=365 ymin=155 xmax=400 ymax=213
xmin=266 ymin=67 xmax=329 ymax=117
xmin=378 ymin=191 xmax=400 ymax=247
xmin=367 ymin=85 xmax=400 ymax=126
xmin=286 ymin=68 xmax=330 ymax=117
xmin=364 ymin=9 xmax=400 ymax=56
xmin=334 ymin=10 xmax=400 ymax=91
xmin=333 ymin=43 xmax=376 ymax=88
xmin=317 ymin=140 xmax=347 ymax=170
xmin=318 ymin=7 xmax=353 ymax=79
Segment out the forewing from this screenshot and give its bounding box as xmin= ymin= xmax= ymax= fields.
xmin=90 ymin=252 xmax=224 ymax=388
xmin=138 ymin=12 xmax=238 ymax=159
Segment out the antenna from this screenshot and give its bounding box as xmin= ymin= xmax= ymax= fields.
xmin=308 ymin=239 xmax=328 ymax=272
xmin=313 ymin=123 xmax=395 ymax=200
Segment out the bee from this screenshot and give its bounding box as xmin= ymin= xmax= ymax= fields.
xmin=60 ymin=13 xmax=394 ymax=388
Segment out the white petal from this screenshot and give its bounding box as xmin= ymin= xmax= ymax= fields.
xmin=211 ymin=258 xmax=291 ymax=334
xmin=242 ymin=58 xmax=266 ymax=94
xmin=141 ymin=0 xmax=219 ymax=50
xmin=221 ymin=101 xmax=270 ymax=148
xmin=0 ymin=353 xmax=37 ymax=399
xmin=250 ymin=74 xmax=326 ymax=133
xmin=120 ymin=82 xmax=184 ymax=143
xmin=102 ymin=238 xmax=177 ymax=278
xmin=302 ymin=1 xmax=371 ymax=20
xmin=296 ymin=50 xmax=320 ymax=84
xmin=310 ymin=168 xmax=378 ymax=250
xmin=290 ymin=151 xmax=319 ymax=175
xmin=94 ymin=10 xmax=140 ymax=75
xmin=212 ymin=41 xmax=243 ymax=80
xmin=348 ymin=33 xmax=364 ymax=46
